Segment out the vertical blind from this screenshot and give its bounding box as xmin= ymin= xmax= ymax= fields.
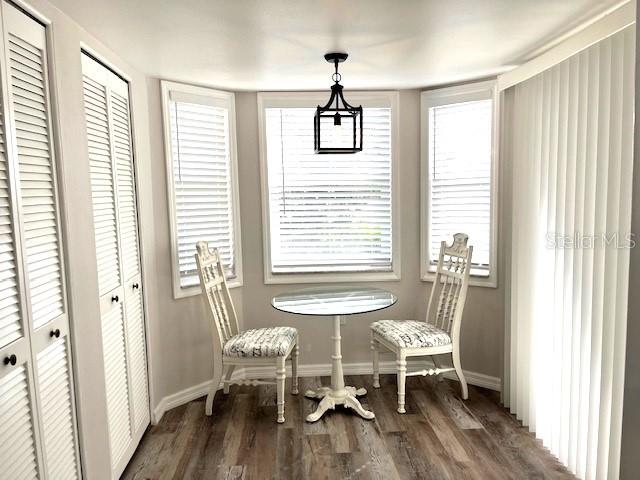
xmin=169 ymin=99 xmax=235 ymax=287
xmin=428 ymin=99 xmax=492 ymax=270
xmin=507 ymin=26 xmax=634 ymax=480
xmin=265 ymin=107 xmax=392 ymax=273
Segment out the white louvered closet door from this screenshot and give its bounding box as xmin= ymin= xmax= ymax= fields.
xmin=109 ymin=82 xmax=149 ymax=436
xmin=0 ymin=28 xmax=41 ymax=480
xmin=82 ymin=54 xmax=149 ymax=478
xmin=0 ymin=2 xmax=80 ymax=479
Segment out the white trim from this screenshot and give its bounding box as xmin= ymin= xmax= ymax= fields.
xmin=7 ymin=0 xmax=52 ymax=26
xmin=160 ymin=80 xmax=243 ymax=299
xmin=420 ymin=80 xmax=499 ymax=288
xmin=80 ymin=43 xmax=132 ymax=83
xmin=151 ymin=360 xmax=501 ymax=423
xmin=152 ymin=379 xmax=213 ymax=423
xmin=497 ymin=0 xmax=635 ymax=91
xmin=257 ymin=90 xmax=401 ymax=285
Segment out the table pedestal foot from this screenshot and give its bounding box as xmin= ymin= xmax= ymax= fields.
xmin=305 ymin=386 xmax=375 ymax=422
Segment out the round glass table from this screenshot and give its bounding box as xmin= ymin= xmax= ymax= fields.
xmin=272 ymin=286 xmax=397 ymax=422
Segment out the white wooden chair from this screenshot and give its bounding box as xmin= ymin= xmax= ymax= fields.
xmin=195 ymin=241 xmax=299 ymax=423
xmin=370 ymin=233 xmax=472 ymax=413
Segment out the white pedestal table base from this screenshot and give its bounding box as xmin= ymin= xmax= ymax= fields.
xmin=304 ymin=315 xmax=375 ymax=422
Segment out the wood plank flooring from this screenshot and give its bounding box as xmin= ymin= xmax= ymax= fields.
xmin=123 ymin=375 xmax=575 ymax=479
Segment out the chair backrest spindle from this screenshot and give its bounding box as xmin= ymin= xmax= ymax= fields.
xmin=195 ymin=241 xmax=239 ymax=352
xmin=425 ymin=233 xmax=473 ymax=336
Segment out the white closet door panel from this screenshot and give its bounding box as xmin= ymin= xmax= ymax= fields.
xmin=83 ymin=53 xmax=150 ymax=475
xmin=111 ymin=88 xmax=140 ymax=282
xmin=35 ymin=336 xmax=78 ymax=480
xmin=0 ymin=5 xmax=80 ymax=480
xmin=7 ymin=33 xmax=63 ymax=331
xmin=100 ymin=297 xmax=131 ymax=467
xmin=0 ymin=350 xmax=39 ymax=480
xmin=83 ymin=75 xmax=120 ymax=296
xmin=125 ymin=278 xmax=148 ymax=431
xmin=0 ymin=87 xmax=22 ymax=350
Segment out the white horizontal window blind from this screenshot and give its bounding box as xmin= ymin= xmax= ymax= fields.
xmin=265 ymin=106 xmax=393 ymax=274
xmin=428 ymin=98 xmax=493 ymax=273
xmin=164 ymin=85 xmax=240 ymax=294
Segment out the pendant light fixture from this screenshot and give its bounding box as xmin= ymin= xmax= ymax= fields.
xmin=314 ymin=52 xmax=363 ymax=154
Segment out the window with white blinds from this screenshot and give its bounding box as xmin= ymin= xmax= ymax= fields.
xmin=259 ymin=92 xmax=398 ymax=283
xmin=161 ymin=82 xmax=241 ymax=297
xmin=421 ymin=82 xmax=497 ymax=286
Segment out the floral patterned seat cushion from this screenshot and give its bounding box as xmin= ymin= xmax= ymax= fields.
xmin=370 ymin=320 xmax=451 ymax=349
xmin=223 ymin=326 xmax=298 ymax=358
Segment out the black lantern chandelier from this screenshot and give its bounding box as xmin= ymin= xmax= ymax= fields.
xmin=314 ymin=52 xmax=363 ymax=154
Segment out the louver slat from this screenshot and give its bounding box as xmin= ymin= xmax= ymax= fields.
xmin=0 ymin=81 xmax=21 ymax=349
xmin=125 ymin=286 xmax=149 ymax=430
xmin=9 ymin=34 xmax=63 ymax=330
xmin=36 ymin=339 xmax=79 ymax=479
xmin=169 ymin=101 xmax=235 ymax=287
xmin=83 ymin=75 xmax=120 ymax=295
xmin=265 ymin=107 xmax=393 ymax=273
xmin=111 ymin=91 xmax=140 ymax=281
xmin=0 ymin=367 xmax=38 ymax=480
xmin=101 ymin=301 xmax=131 ymax=467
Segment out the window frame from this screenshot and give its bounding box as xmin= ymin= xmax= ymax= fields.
xmin=161 ymin=80 xmax=243 ymax=298
xmin=420 ymin=80 xmax=499 ymax=288
xmin=257 ymin=91 xmax=401 ymax=284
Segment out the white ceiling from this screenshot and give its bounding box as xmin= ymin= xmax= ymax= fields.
xmin=48 ymin=0 xmax=621 ymax=90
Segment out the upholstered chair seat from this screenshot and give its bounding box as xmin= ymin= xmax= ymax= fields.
xmin=370 ymin=320 xmax=451 ymax=349
xmin=223 ymin=327 xmax=298 ymax=358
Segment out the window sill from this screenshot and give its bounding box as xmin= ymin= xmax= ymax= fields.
xmin=173 ymin=277 xmax=243 ymax=300
xmin=264 ymin=270 xmax=401 ymax=285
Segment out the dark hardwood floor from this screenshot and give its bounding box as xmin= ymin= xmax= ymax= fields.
xmin=123 ymin=375 xmax=575 ymax=479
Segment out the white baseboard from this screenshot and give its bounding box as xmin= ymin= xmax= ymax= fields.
xmin=152 ymin=360 xmax=501 ymax=424
xmin=152 ymin=379 xmax=213 ymax=424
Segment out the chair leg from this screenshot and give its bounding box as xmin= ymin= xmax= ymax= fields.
xmin=205 ymin=382 xmax=217 ymax=416
xmin=453 ymin=349 xmax=468 ymax=400
xmin=371 ymin=336 xmax=380 ymax=388
xmin=205 ymin=358 xmax=224 ymax=416
xmin=397 ymin=352 xmax=407 ymax=414
xmin=222 ymin=365 xmax=236 ymax=394
xmin=430 ymin=355 xmax=444 ymax=383
xmin=276 ymin=356 xmax=286 ymax=423
xmin=291 ymin=342 xmax=299 ymax=395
